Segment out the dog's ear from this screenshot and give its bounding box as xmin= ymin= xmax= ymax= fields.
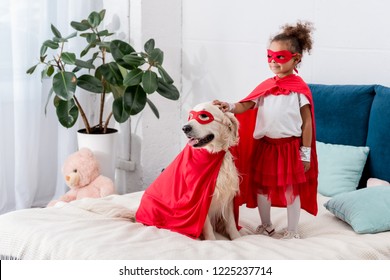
xmin=224 ymin=112 xmax=239 ymax=144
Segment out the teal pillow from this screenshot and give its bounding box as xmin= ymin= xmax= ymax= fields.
xmin=316 ymin=141 xmax=369 ymax=196
xmin=324 ymin=186 xmax=390 ymax=233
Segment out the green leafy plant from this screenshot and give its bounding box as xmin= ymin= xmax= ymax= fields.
xmin=27 ymin=9 xmax=179 ymax=134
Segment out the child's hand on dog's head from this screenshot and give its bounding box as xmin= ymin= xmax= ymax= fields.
xmin=213 ymin=100 xmax=230 ymax=112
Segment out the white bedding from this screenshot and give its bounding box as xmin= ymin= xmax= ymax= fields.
xmin=0 ymin=191 xmax=389 ymax=260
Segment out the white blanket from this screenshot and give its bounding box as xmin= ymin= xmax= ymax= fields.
xmin=0 ymin=192 xmax=389 ymax=259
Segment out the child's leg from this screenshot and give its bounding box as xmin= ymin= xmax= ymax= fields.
xmin=279 ymin=185 xmax=301 ymax=239
xmin=257 ymin=194 xmax=271 ymax=225
xmin=286 ymin=195 xmax=301 ymax=233
xmin=256 ymin=193 xmax=275 ymax=235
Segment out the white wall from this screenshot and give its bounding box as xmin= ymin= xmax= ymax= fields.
xmin=120 ymin=0 xmax=390 ymax=191
xmin=182 ymin=0 xmax=390 ymax=107
xmin=126 ymin=0 xmax=183 ymax=191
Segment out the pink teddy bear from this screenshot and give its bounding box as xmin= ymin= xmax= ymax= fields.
xmin=47 ymin=148 xmax=115 ymax=207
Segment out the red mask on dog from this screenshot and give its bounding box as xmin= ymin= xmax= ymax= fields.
xmin=188 ymin=110 xmax=214 ymax=125
xmin=267 ymin=49 xmax=297 ymax=64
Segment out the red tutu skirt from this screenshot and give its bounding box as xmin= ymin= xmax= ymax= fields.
xmin=252 ymin=136 xmax=307 ymax=205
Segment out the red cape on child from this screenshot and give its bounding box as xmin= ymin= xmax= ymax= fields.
xmin=135 ymin=145 xmax=226 ymax=239
xmin=232 ymin=74 xmax=318 ymax=218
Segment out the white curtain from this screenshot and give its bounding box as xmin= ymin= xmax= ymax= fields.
xmin=0 ymin=0 xmax=104 ymax=214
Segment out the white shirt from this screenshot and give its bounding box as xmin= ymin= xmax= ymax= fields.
xmin=252 ymin=92 xmax=310 ymax=139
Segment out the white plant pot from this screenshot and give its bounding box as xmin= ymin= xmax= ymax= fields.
xmin=77 ymin=128 xmax=118 ymax=181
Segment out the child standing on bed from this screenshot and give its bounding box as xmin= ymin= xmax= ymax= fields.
xmin=214 ymin=21 xmax=318 ymax=239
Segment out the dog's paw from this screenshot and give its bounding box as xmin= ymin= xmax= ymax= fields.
xmin=203 ymin=232 xmax=217 ymax=240
xmin=229 ymin=231 xmax=241 ymax=240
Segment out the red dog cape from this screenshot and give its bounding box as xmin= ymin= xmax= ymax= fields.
xmin=232 ymin=74 xmax=319 ymax=216
xmin=135 ymin=145 xmax=226 ymax=239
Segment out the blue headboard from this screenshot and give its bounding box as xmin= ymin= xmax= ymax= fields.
xmin=309 ymin=84 xmax=390 ymax=187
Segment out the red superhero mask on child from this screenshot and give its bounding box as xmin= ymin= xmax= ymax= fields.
xmin=267 ymin=49 xmax=297 ymax=64
xmin=188 ymin=110 xmax=215 ymax=124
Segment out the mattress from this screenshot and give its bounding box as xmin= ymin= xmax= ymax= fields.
xmin=0 ymin=191 xmax=389 ymax=260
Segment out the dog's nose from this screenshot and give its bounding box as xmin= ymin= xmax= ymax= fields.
xmin=182 ymin=125 xmax=192 ymax=134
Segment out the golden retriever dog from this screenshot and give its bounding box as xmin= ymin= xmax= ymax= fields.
xmin=182 ymin=102 xmax=240 ymax=240
xmin=72 ymin=102 xmax=241 ymax=240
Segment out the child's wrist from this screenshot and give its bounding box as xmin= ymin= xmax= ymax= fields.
xmin=300 ymin=146 xmax=311 ymax=162
xmin=228 ymin=103 xmax=236 ymax=113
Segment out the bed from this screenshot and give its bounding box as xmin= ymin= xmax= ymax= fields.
xmin=1 ymin=84 xmax=390 ymax=260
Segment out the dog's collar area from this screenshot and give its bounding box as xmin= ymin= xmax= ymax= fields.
xmin=188 ymin=110 xmax=231 ymax=129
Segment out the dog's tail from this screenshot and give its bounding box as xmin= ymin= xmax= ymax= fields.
xmin=69 ymin=197 xmax=136 ymax=222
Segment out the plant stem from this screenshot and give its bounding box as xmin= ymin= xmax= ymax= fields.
xmin=99 ymin=83 xmax=105 ymax=129
xmin=58 ymin=42 xmax=66 ymax=71
xmin=54 ymin=56 xmax=63 ymax=71
xmin=104 ymin=112 xmax=113 ymax=134
xmin=99 ymin=47 xmax=107 ymax=130
xmin=74 ymin=95 xmax=91 ymax=133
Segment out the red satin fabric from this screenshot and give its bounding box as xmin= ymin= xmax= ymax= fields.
xmin=232 ymin=74 xmax=318 ymax=216
xmin=135 ymin=145 xmax=226 ymax=239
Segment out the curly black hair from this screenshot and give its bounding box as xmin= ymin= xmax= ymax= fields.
xmin=270 ymin=20 xmax=315 ymax=55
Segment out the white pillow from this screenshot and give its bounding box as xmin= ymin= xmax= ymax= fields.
xmin=316 ymin=141 xmax=369 ymax=197
xmin=367 ymin=177 xmax=390 ymax=187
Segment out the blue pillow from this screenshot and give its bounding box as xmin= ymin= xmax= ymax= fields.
xmin=324 ymin=186 xmax=390 ymax=233
xmin=316 ymin=141 xmax=369 ymax=196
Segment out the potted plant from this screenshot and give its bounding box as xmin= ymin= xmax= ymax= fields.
xmin=27 ymin=9 xmax=179 ymax=133
xmin=27 ymin=9 xmax=179 ymax=179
